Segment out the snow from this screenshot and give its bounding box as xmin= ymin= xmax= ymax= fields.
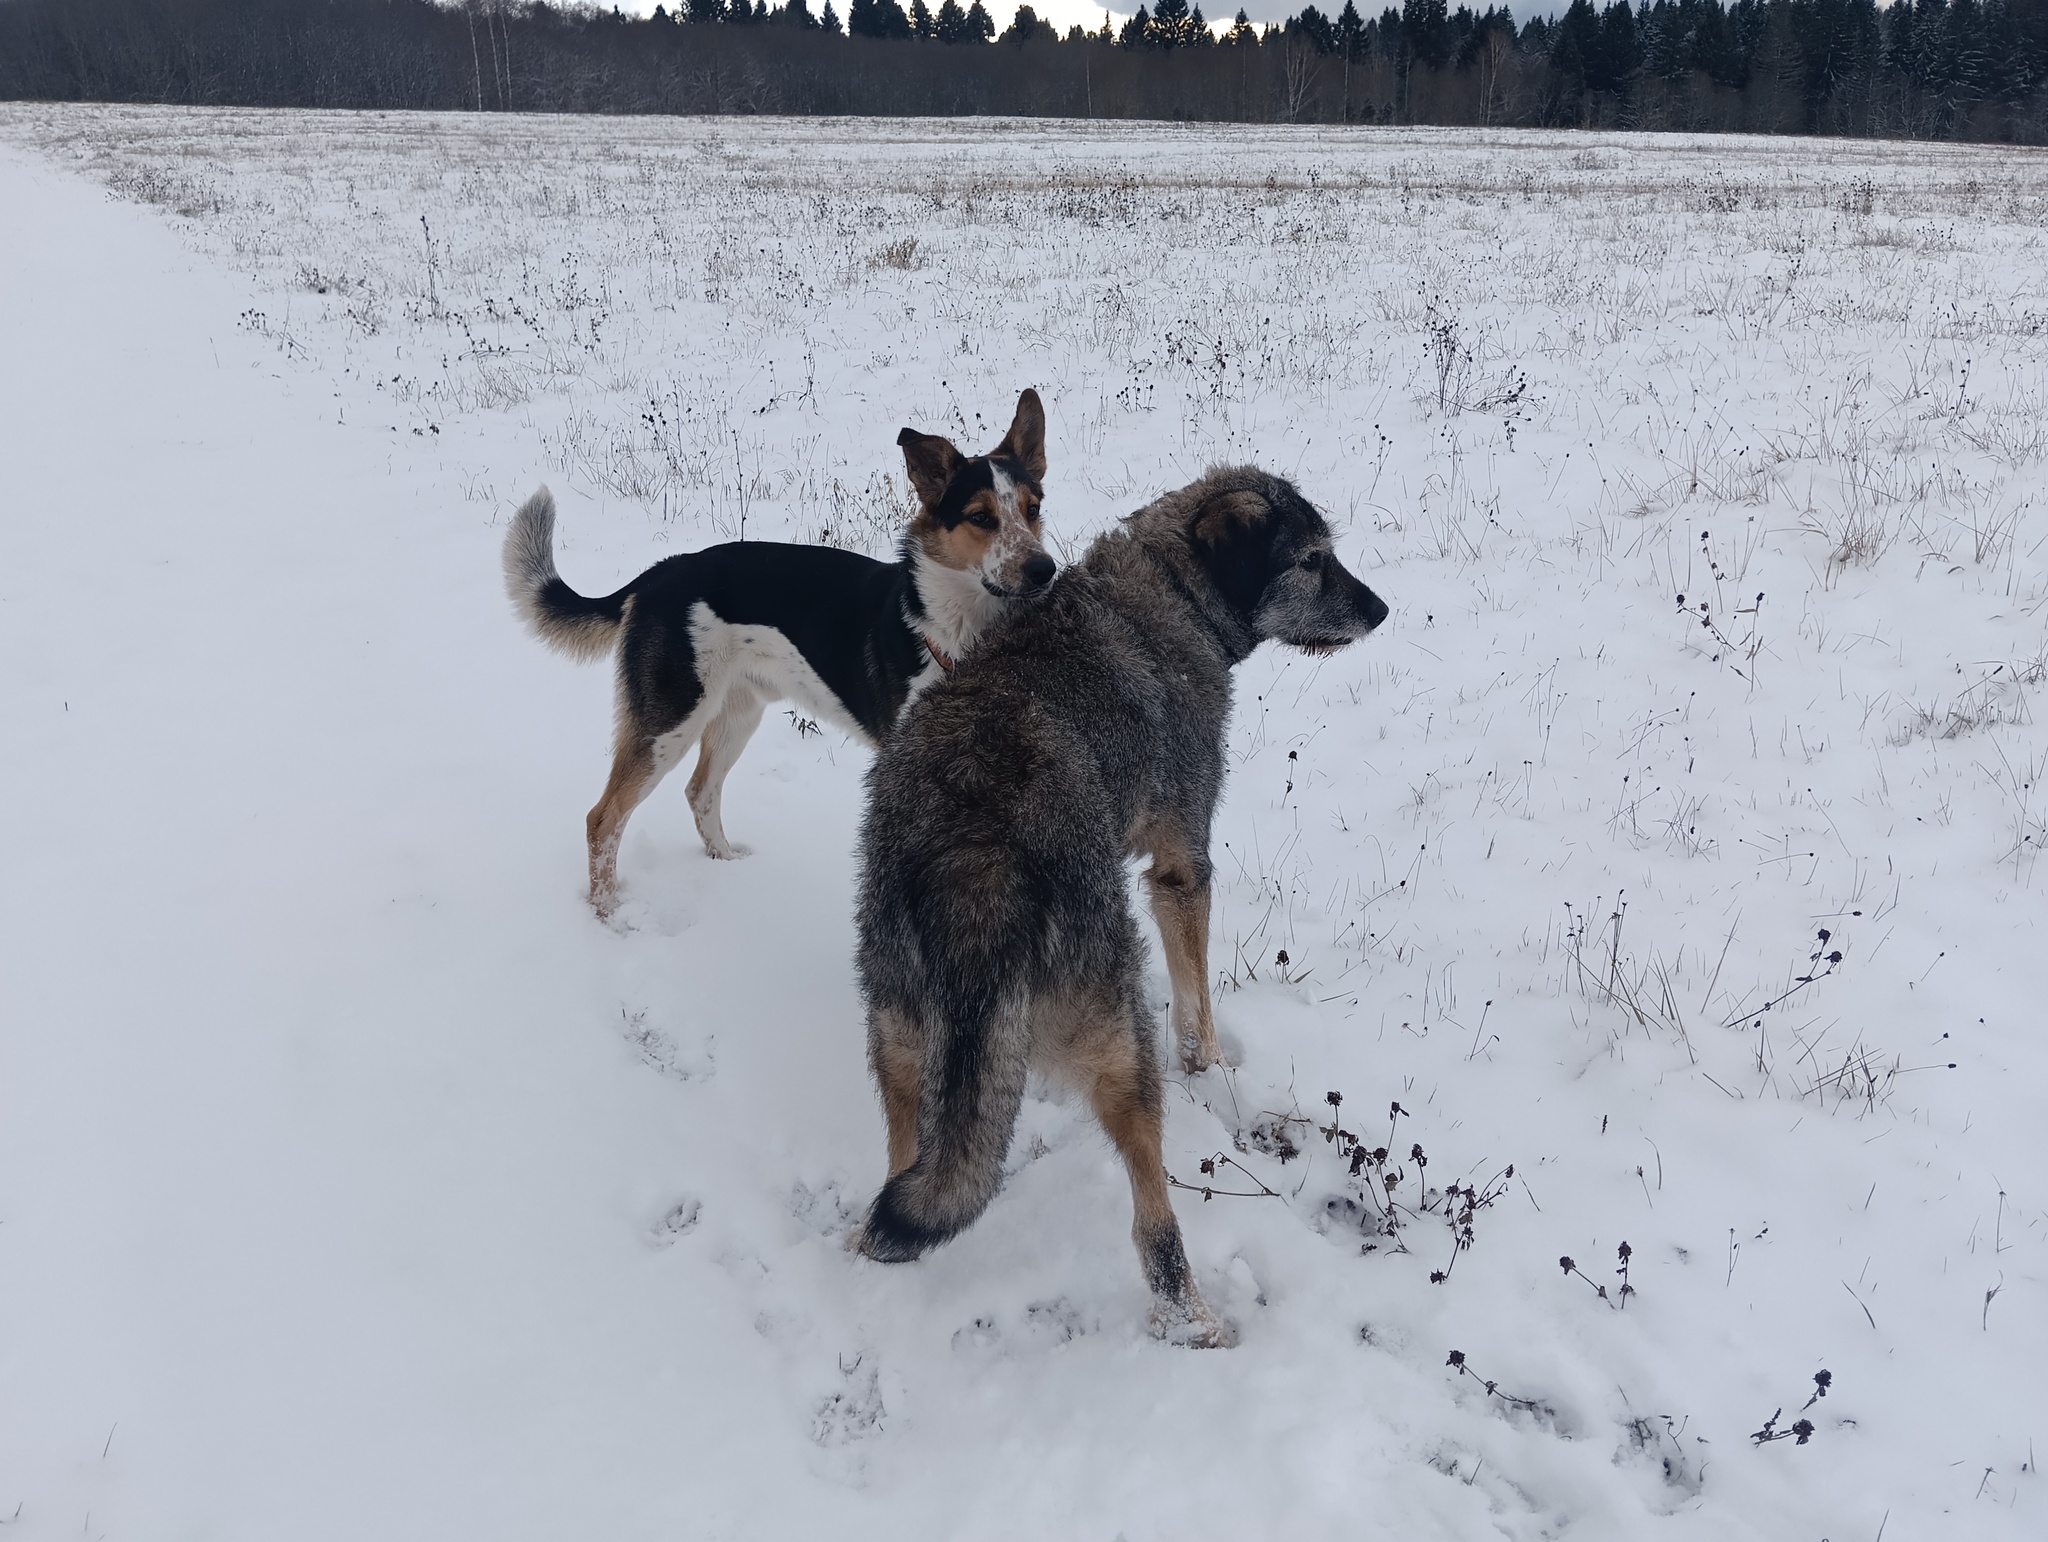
xmin=2 ymin=107 xmax=2044 ymax=1540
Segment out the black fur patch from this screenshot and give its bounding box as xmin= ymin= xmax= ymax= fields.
xmin=932 ymin=458 xmax=996 ymax=528
xmin=858 ymin=1178 xmax=952 ymax=1263
xmin=990 ymin=456 xmax=1044 ymax=500
xmin=1141 ymin=1224 xmax=1194 ymax=1304
xmin=538 ymin=573 xmax=626 ymax=627
xmin=931 ymin=456 xmax=1043 ymax=529
xmin=1190 ymin=499 xmax=1284 ymax=620
xmin=619 ymin=542 xmax=926 ymax=739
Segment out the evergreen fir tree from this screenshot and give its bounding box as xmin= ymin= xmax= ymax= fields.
xmin=1403 ymin=0 xmax=1450 ymax=65
xmin=1337 ymin=0 xmax=1365 ymax=57
xmin=1596 ymin=0 xmax=1643 ymax=92
xmin=847 ymin=0 xmax=911 ymax=35
xmin=965 ymin=0 xmax=995 ymax=40
xmin=1001 ymin=3 xmax=1045 ymax=43
xmin=1151 ymin=0 xmax=1193 ymax=46
xmin=1292 ymin=3 xmax=1338 ymax=51
xmin=934 ymin=0 xmax=967 ymax=40
xmin=1549 ymin=0 xmax=1601 ymax=89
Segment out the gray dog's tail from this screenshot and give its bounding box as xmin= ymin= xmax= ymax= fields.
xmin=859 ymin=984 xmax=1033 ymax=1262
xmin=502 ymin=487 xmax=628 ymax=662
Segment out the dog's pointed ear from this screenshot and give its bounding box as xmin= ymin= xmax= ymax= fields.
xmin=897 ymin=428 xmax=963 ymax=509
xmin=994 ymin=389 xmax=1047 ymax=481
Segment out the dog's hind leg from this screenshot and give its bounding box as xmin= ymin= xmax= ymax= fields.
xmin=586 ymin=726 xmax=694 ymax=917
xmin=869 ymin=1006 xmax=923 ymax=1179
xmin=1143 ymin=846 xmax=1224 ymax=1074
xmin=684 ymin=686 xmax=765 ymax=860
xmin=1083 ymin=1008 xmax=1235 ymax=1347
xmin=587 ymin=736 xmax=656 ymax=918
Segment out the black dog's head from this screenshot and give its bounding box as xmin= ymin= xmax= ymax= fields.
xmin=1176 ymin=468 xmax=1388 ymax=655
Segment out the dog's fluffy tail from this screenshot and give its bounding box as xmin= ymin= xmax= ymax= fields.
xmin=858 ymin=986 xmax=1033 ymax=1263
xmin=502 ymin=486 xmax=627 ymax=663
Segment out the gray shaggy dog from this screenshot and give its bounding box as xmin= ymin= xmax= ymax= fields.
xmin=851 ymin=466 xmax=1388 ymax=1343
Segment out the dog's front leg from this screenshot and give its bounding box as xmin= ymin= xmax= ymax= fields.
xmin=1144 ymin=853 xmax=1224 ymax=1074
xmin=1086 ymin=1023 xmax=1235 ymax=1347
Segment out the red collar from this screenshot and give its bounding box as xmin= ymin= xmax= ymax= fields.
xmin=924 ymin=635 xmax=955 ymax=673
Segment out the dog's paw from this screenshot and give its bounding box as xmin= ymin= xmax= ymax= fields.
xmin=790 ymin=1179 xmax=858 ymax=1239
xmin=593 ymin=896 xmax=642 ymax=935
xmin=647 ymin=1197 xmax=701 ymax=1247
xmin=701 ymin=838 xmax=753 ymax=861
xmin=1149 ymin=1296 xmax=1239 ymax=1349
xmin=1177 ymin=1039 xmax=1232 ymax=1076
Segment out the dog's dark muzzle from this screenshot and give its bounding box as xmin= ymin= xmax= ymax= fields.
xmin=984 ymin=554 xmax=1058 ymax=598
xmin=1320 ymin=562 xmax=1388 ymax=642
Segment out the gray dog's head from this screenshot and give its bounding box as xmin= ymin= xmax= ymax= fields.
xmin=1155 ymin=467 xmax=1388 ymax=655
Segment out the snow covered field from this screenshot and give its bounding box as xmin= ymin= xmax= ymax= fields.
xmin=3 ymin=106 xmax=2045 ymax=1539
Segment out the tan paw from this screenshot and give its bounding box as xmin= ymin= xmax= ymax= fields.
xmin=1150 ymin=1298 xmax=1239 ymax=1349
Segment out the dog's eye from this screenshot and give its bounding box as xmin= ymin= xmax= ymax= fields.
xmin=968 ymin=512 xmax=999 ymax=532
xmin=1299 ymin=551 xmax=1325 ymax=572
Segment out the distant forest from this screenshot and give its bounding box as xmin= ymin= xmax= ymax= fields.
xmin=3 ymin=0 xmax=2045 ymax=139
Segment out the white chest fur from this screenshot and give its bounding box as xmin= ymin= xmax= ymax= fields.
xmin=910 ymin=547 xmax=1007 ymax=662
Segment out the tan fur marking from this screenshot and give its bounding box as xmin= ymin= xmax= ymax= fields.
xmin=1146 ymin=861 xmax=1221 ymax=1073
xmin=1086 ymin=1050 xmax=1178 ymax=1242
xmin=586 ymin=737 xmax=658 ymax=918
xmin=872 ymin=1010 xmax=923 ymax=1179
xmin=1132 ymin=820 xmax=1222 ymax=1072
xmin=917 ymin=512 xmax=998 ymax=572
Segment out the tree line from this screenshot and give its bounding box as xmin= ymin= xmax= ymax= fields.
xmin=2 ymin=0 xmax=2043 ymax=139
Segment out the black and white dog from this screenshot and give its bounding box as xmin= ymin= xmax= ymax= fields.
xmin=504 ymin=390 xmax=1055 ymax=917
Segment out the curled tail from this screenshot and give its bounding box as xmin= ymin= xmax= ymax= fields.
xmin=501 ymin=487 xmax=627 ymax=663
xmin=858 ymin=985 xmax=1033 ymax=1263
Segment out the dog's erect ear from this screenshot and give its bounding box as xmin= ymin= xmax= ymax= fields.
xmin=1187 ymin=489 xmax=1277 ymax=618
xmin=897 ymin=428 xmax=963 ymax=509
xmin=993 ymin=389 xmax=1047 ymax=482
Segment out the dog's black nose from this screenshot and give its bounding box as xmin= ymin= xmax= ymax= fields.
xmin=1022 ymin=554 xmax=1057 ymax=591
xmin=1362 ymin=587 xmax=1390 ymax=631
